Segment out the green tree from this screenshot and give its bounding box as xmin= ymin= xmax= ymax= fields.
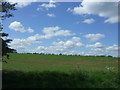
xmin=0 ymin=1 xmax=17 ymax=63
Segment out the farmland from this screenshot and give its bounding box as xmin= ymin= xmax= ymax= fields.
xmin=2 ymin=53 xmax=119 ymax=88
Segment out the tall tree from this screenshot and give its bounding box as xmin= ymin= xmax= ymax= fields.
xmin=0 ymin=1 xmax=17 ymax=63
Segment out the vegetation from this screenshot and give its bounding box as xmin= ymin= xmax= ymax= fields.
xmin=3 ymin=70 xmax=118 ymax=88
xmin=3 ymin=53 xmax=118 ymax=72
xmin=2 ymin=53 xmax=119 ymax=88
xmin=1 ymin=2 xmax=119 ymax=88
xmin=0 ymin=2 xmax=17 ymax=62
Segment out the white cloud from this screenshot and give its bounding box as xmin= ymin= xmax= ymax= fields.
xmin=8 ymin=0 xmax=39 ymax=8
xmin=55 ymin=30 xmax=74 ymax=36
xmin=82 ymin=18 xmax=95 ymax=24
xmin=7 ymin=0 xmax=57 ymax=9
xmin=105 ymin=44 xmax=119 ymax=57
xmin=27 ymin=34 xmax=43 ymax=41
xmin=91 ymin=48 xmax=103 ymax=52
xmin=37 ymin=46 xmax=47 ymax=51
xmin=47 ymin=13 xmax=55 ymax=17
xmin=84 ymin=33 xmax=105 ymax=42
xmin=49 ymin=0 xmax=56 ymax=3
xmin=9 ymin=26 xmax=75 ymax=52
xmin=70 ymin=0 xmax=119 ymax=23
xmin=106 ymin=44 xmax=119 ymax=51
xmin=10 ymin=34 xmax=118 ymax=56
xmin=30 ymin=37 xmax=83 ymax=54
xmin=27 ymin=27 xmax=34 ymax=33
xmin=37 ymin=0 xmax=56 ymax=11
xmin=42 ymin=26 xmax=74 ymax=39
xmin=9 ymin=34 xmax=42 ymax=52
xmin=9 ymin=25 xmax=74 ymax=38
xmin=40 ymin=3 xmax=56 ymax=8
xmin=53 ymin=37 xmax=83 ymax=50
xmin=9 ymin=21 xmax=34 ymax=33
xmin=86 ymin=42 xmax=103 ymax=48
xmin=89 ymin=44 xmax=119 ymax=57
xmin=13 ymin=2 xmax=32 ymax=8
xmin=43 ymin=26 xmax=60 ymax=33
xmin=67 ymin=8 xmax=73 ymax=12
xmin=33 ymin=46 xmax=48 ymax=53
xmin=9 ymin=21 xmax=25 ymax=32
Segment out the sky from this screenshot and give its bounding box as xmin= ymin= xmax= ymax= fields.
xmin=3 ymin=0 xmax=119 ymax=57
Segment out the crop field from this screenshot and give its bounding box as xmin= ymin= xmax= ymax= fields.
xmin=2 ymin=53 xmax=119 ymax=88
xmin=2 ymin=53 xmax=118 ymax=72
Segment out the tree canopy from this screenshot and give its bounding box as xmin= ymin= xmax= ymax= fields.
xmin=0 ymin=1 xmax=17 ymax=62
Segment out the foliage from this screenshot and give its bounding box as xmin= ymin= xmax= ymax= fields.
xmin=0 ymin=2 xmax=17 ymax=20
xmin=0 ymin=2 xmax=17 ymax=61
xmin=2 ymin=70 xmax=118 ymax=88
xmin=2 ymin=53 xmax=118 ymax=88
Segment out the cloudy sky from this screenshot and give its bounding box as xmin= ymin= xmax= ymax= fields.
xmin=3 ymin=0 xmax=119 ymax=56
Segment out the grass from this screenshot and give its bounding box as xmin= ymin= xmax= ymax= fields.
xmin=3 ymin=70 xmax=119 ymax=88
xmin=3 ymin=53 xmax=118 ymax=72
xmin=2 ymin=53 xmax=119 ymax=88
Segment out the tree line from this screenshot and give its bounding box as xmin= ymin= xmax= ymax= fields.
xmin=15 ymin=52 xmax=113 ymax=57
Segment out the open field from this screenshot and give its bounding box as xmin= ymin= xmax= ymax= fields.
xmin=2 ymin=53 xmax=118 ymax=72
xmin=2 ymin=53 xmax=119 ymax=88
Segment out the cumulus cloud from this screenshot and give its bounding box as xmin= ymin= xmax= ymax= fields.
xmin=32 ymin=46 xmax=48 ymax=54
xmin=91 ymin=48 xmax=103 ymax=52
xmin=27 ymin=34 xmax=43 ymax=41
xmin=9 ymin=34 xmax=42 ymax=52
xmin=84 ymin=33 xmax=105 ymax=42
xmin=30 ymin=37 xmax=83 ymax=54
xmin=105 ymin=44 xmax=119 ymax=57
xmin=86 ymin=42 xmax=103 ymax=48
xmin=47 ymin=13 xmax=55 ymax=17
xmin=37 ymin=46 xmax=47 ymax=51
xmin=42 ymin=26 xmax=74 ymax=39
xmin=37 ymin=0 xmax=56 ymax=11
xmin=10 ymin=34 xmax=118 ymax=57
xmin=69 ymin=0 xmax=119 ymax=23
xmin=27 ymin=43 xmax=120 ymax=57
xmin=82 ymin=18 xmax=95 ymax=24
xmin=89 ymin=44 xmax=119 ymax=57
xmin=27 ymin=27 xmax=34 ymax=33
xmin=7 ymin=0 xmax=39 ymax=8
xmin=67 ymin=8 xmax=73 ymax=12
xmin=9 ymin=24 xmax=74 ymax=38
xmin=106 ymin=44 xmax=119 ymax=51
xmin=53 ymin=37 xmax=83 ymax=49
xmin=40 ymin=3 xmax=56 ymax=8
xmin=9 ymin=26 xmax=75 ymax=52
xmin=9 ymin=21 xmax=25 ymax=32
xmin=9 ymin=21 xmax=34 ymax=33
xmin=8 ymin=0 xmax=57 ymax=8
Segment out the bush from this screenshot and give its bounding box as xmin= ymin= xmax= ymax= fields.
xmin=2 ymin=70 xmax=118 ymax=88
xmin=107 ymin=55 xmax=113 ymax=57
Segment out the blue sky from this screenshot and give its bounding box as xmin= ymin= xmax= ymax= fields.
xmin=3 ymin=1 xmax=119 ymax=56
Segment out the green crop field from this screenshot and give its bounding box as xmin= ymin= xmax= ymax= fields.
xmin=2 ymin=53 xmax=119 ymax=88
xmin=2 ymin=53 xmax=118 ymax=72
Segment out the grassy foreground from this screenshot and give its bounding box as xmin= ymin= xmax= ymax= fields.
xmin=3 ymin=70 xmax=119 ymax=88
xmin=2 ymin=53 xmax=119 ymax=88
